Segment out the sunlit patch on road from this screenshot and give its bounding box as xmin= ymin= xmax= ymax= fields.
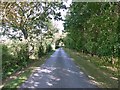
xmin=20 ymin=48 xmax=97 ymax=88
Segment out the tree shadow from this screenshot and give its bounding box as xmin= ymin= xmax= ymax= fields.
xmin=19 ymin=64 xmax=98 ymax=89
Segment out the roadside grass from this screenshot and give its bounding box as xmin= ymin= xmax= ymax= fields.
xmin=64 ymin=48 xmax=118 ymax=88
xmin=1 ymin=51 xmax=54 ymax=89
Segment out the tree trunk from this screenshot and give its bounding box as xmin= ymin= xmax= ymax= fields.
xmin=25 ymin=39 xmax=29 ymax=62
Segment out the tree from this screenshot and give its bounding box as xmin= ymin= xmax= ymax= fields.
xmin=64 ymin=2 xmax=118 ymax=64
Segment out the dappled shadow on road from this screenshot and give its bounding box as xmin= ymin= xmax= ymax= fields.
xmin=19 ymin=48 xmax=98 ymax=88
xmin=19 ymin=64 xmax=97 ymax=88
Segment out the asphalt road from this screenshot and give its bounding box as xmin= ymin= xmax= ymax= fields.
xmin=19 ymin=48 xmax=97 ymax=88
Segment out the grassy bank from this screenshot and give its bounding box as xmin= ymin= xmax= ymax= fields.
xmin=1 ymin=51 xmax=54 ymax=89
xmin=64 ymin=48 xmax=118 ymax=88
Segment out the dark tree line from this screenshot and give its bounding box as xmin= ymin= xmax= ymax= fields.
xmin=64 ymin=2 xmax=119 ymax=65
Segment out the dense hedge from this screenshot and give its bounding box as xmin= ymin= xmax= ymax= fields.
xmin=64 ymin=2 xmax=119 ymax=65
xmin=2 ymin=42 xmax=52 ymax=80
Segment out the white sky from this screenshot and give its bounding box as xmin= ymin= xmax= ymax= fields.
xmin=52 ymin=0 xmax=72 ymax=31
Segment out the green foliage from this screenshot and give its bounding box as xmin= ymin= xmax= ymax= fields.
xmin=2 ymin=43 xmax=29 ymax=79
xmin=46 ymin=44 xmax=52 ymax=53
xmin=17 ymin=44 xmax=29 ymax=66
xmin=2 ymin=41 xmax=53 ymax=80
xmin=38 ymin=45 xmax=45 ymax=58
xmin=64 ymin=2 xmax=118 ymax=65
xmin=1 ymin=2 xmax=65 ymax=81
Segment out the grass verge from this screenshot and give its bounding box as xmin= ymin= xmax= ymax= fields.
xmin=64 ymin=48 xmax=118 ymax=88
xmin=1 ymin=51 xmax=54 ymax=89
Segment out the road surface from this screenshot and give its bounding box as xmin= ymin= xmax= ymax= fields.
xmin=19 ymin=48 xmax=97 ymax=88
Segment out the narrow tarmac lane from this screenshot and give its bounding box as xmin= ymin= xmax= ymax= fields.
xmin=19 ymin=48 xmax=97 ymax=88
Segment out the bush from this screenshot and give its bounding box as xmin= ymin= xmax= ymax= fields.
xmin=2 ymin=43 xmax=29 ymax=79
xmin=46 ymin=44 xmax=52 ymax=53
xmin=38 ymin=46 xmax=44 ymax=58
xmin=2 ymin=42 xmax=52 ymax=80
